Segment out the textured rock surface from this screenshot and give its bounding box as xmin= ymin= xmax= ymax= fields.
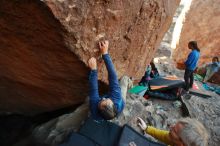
xmin=0 ymin=0 xmax=90 ymax=115
xmin=173 ymin=0 xmax=220 ymax=69
xmin=0 ymin=0 xmax=180 ymax=115
xmin=182 ymin=91 xmax=220 ymax=146
xmin=45 ymin=0 xmax=180 ymax=81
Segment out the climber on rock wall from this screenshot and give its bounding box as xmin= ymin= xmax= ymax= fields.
xmin=88 ymin=40 xmax=124 ymax=120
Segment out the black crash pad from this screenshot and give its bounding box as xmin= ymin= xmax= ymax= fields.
xmin=149 ymin=76 xmax=185 ymax=91
xmin=189 ymin=89 xmax=212 ymax=98
xmin=59 ymin=132 xmax=98 ymax=146
xmin=79 ymin=117 xmax=122 ymax=146
xmin=118 ymin=124 xmax=166 ymax=146
xmin=189 ymin=82 xmax=212 ymax=98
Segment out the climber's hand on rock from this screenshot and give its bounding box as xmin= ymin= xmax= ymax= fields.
xmin=88 ymin=57 xmax=97 ymax=70
xmin=99 ymin=40 xmax=109 ymax=55
xmin=137 ymin=117 xmax=147 ymax=131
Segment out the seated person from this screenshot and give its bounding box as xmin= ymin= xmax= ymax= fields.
xmin=203 ymin=56 xmax=220 ymax=82
xmin=197 ymin=56 xmax=220 ymax=82
xmin=139 ymin=65 xmax=152 ymax=86
xmin=137 ymin=117 xmax=208 ymax=146
xmin=139 ymin=61 xmax=160 ymax=86
xmin=88 ymin=40 xmax=124 ymax=120
xmin=150 ymin=61 xmax=159 ymax=78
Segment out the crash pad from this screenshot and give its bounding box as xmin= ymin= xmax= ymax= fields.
xmin=149 ymin=76 xmax=184 ymax=91
xmin=117 ymin=124 xmax=166 ymax=146
xmin=189 ymin=82 xmax=212 ymax=98
xmin=128 ymin=85 xmax=148 ymax=94
xmin=192 ymin=82 xmax=199 ymax=90
xmin=79 ymin=117 xmax=122 ymax=146
xmin=189 ymin=89 xmax=212 ymax=98
xmin=147 ymin=91 xmax=178 ymax=100
xmin=194 ymin=74 xmax=204 ymax=82
xmin=59 ymin=132 xmax=98 ymax=146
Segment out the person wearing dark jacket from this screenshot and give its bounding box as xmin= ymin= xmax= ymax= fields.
xmin=184 ymin=41 xmax=200 ymax=92
xmin=88 ymin=40 xmax=123 ymax=121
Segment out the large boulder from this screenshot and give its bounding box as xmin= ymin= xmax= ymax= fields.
xmin=0 ymin=0 xmax=180 ymax=115
xmin=173 ymin=0 xmax=220 ymax=68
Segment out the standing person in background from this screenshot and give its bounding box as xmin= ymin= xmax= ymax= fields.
xmin=184 ymin=41 xmax=200 ymax=93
